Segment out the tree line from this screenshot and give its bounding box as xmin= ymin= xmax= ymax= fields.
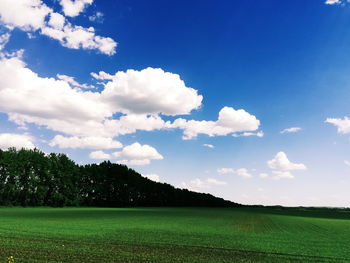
xmin=0 ymin=148 xmax=239 ymax=207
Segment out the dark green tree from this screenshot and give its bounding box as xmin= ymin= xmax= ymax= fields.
xmin=0 ymin=148 xmax=240 ymax=208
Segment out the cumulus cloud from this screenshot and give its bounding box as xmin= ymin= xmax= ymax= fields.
xmin=267 ymin=152 xmax=306 ymax=180
xmin=142 ymin=174 xmax=160 ymax=182
xmin=170 ymin=106 xmax=260 ymax=140
xmin=101 ymin=67 xmax=202 ymax=115
xmin=0 ymin=55 xmax=172 ymax=138
xmin=87 ymin=142 xmax=163 ymax=166
xmin=0 ymin=133 xmax=35 ymax=150
xmin=326 ymin=117 xmax=350 ymax=134
xmin=89 ymin=150 xmax=111 ymax=159
xmin=267 ymin=152 xmax=307 ymax=171
xmin=0 ymin=50 xmax=261 ymax=149
xmin=203 ymin=144 xmax=214 ymax=148
xmin=0 ymin=0 xmax=51 ymax=31
xmin=217 ymin=168 xmax=235 ymax=175
xmin=280 ymin=127 xmax=302 ymax=134
xmin=48 ymin=12 xmax=65 ymax=30
xmin=113 ymin=142 xmax=163 ymax=166
xmin=59 ymin=0 xmax=93 ymax=17
xmin=41 ymin=23 xmax=117 ymax=55
xmin=0 ymin=0 xmax=117 ymax=55
xmin=49 ymin=135 xmax=122 ymax=149
xmin=0 ymin=55 xmax=112 ymax=137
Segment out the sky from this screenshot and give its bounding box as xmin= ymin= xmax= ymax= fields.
xmin=0 ymin=0 xmax=350 ymax=207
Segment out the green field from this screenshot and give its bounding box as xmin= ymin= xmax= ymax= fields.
xmin=0 ymin=207 xmax=350 ymax=263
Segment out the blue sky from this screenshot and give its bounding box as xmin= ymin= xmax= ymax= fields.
xmin=0 ymin=0 xmax=350 ymax=206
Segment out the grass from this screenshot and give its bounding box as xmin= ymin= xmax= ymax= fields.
xmin=0 ymin=207 xmax=349 ymax=262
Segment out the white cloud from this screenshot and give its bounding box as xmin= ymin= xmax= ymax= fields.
xmin=217 ymin=168 xmax=235 ymax=175
xmin=0 ymin=0 xmax=116 ymax=55
xmin=235 ymin=168 xmax=252 ymax=179
xmin=232 ymin=131 xmax=264 ymax=137
xmin=325 ymin=0 xmax=342 ymax=4
xmin=113 ymin=142 xmax=163 ymax=166
xmin=89 ymin=11 xmax=104 ymax=23
xmin=87 ymin=142 xmax=164 ymax=166
xmin=203 ymin=144 xmax=214 ymax=148
xmin=182 ymin=177 xmax=227 ymax=191
xmin=344 ymin=160 xmax=350 ymax=166
xmin=101 ymin=67 xmax=202 ymax=115
xmin=90 ymin=71 xmax=114 ymax=80
xmin=60 ymin=0 xmax=93 ymax=17
xmin=170 ymin=106 xmax=260 ymax=140
xmin=188 ymin=179 xmax=207 ymax=189
xmin=0 ymin=133 xmax=35 ymax=150
xmin=117 ymin=159 xmax=151 ymax=166
xmin=0 ymin=33 xmax=10 ymax=50
xmin=0 ymin=56 xmax=112 ymax=137
xmin=0 ymin=53 xmax=260 ymax=145
xmin=104 ymin=114 xmax=168 ymax=136
xmin=280 ymin=127 xmax=302 ymax=134
xmin=142 ymin=174 xmax=160 ymax=182
xmin=0 ymin=0 xmax=51 ymax=31
xmin=41 ymin=24 xmax=117 ymax=55
xmin=267 ymin=152 xmax=307 ymax=171
xmin=272 ymin=171 xmax=294 ymax=179
xmin=57 ymin=74 xmax=94 ymax=89
xmin=259 ymin=173 xmax=269 ymax=179
xmin=206 ymin=178 xmax=227 ymax=185
xmin=267 ymin=152 xmax=306 ymax=180
xmin=326 ymin=117 xmax=350 ymax=134
xmin=0 ymin=55 xmax=170 ymax=138
xmin=217 ymin=167 xmax=252 ymax=178
xmin=89 ymin=150 xmax=111 ymax=160
xmin=9 ymin=113 xmax=105 ymax=138
xmin=114 ymin=142 xmax=163 ymax=160
xmin=49 ymin=135 xmax=122 ymax=149
xmin=48 ymin=12 xmax=65 ymax=30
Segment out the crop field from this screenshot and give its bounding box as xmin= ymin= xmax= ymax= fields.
xmin=0 ymin=207 xmax=350 ymax=263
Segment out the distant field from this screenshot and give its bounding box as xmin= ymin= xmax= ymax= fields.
xmin=0 ymin=207 xmax=350 ymax=262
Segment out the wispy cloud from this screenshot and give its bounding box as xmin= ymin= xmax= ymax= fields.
xmin=217 ymin=168 xmax=235 ymax=175
xmin=180 ymin=178 xmax=227 ymax=191
xmin=325 ymin=0 xmax=342 ymax=5
xmin=217 ymin=167 xmax=252 ymax=178
xmin=280 ymin=127 xmax=301 ymax=134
